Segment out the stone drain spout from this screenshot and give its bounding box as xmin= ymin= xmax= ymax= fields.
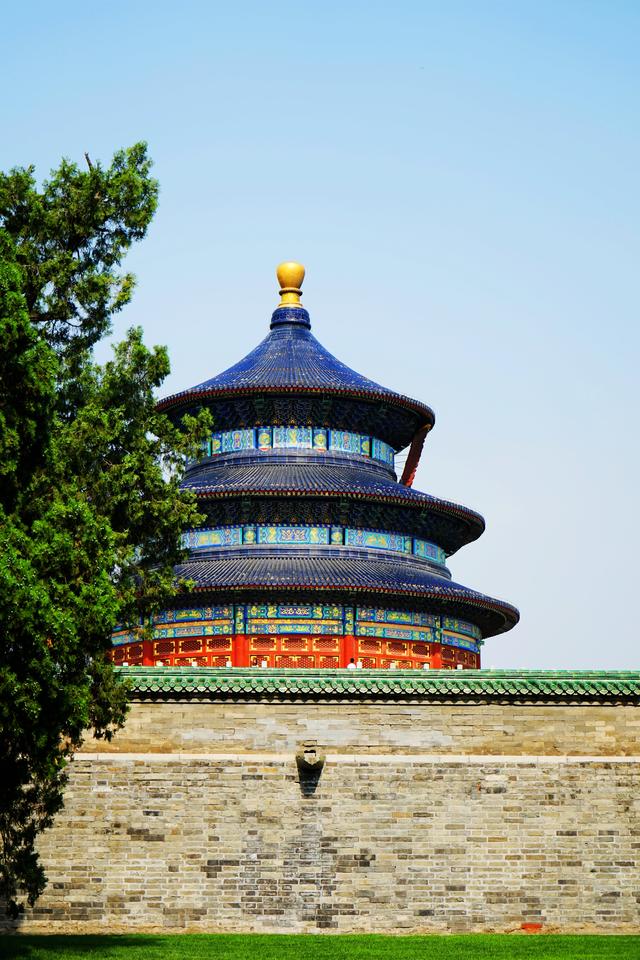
xmin=295 ymin=740 xmax=325 ymax=795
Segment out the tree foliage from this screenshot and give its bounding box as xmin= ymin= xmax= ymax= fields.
xmin=0 ymin=145 xmax=210 ymax=916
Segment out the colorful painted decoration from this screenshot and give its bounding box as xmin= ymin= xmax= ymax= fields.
xmin=156 ymin=606 xmax=233 ymax=623
xmin=371 ymin=438 xmax=395 ymax=467
xmin=248 ymin=621 xmax=343 ymax=636
xmin=345 ymin=529 xmax=407 ymax=552
xmin=257 ymin=427 xmax=272 ymax=450
xmin=357 ymin=608 xmax=439 ymax=627
xmin=256 ymin=526 xmax=330 ymax=545
xmin=273 ymin=426 xmax=313 ymax=448
xmin=248 ymin=603 xmax=341 ymax=620
xmin=123 ymin=602 xmax=481 ymax=655
xmin=202 ymin=425 xmax=395 ymax=468
xmin=442 ymin=617 xmax=482 ymax=639
xmin=441 ymin=633 xmax=480 ymax=652
xmin=184 ymin=524 xmax=447 ymax=567
xmin=414 ymin=539 xmax=447 ymax=564
xmin=222 ymin=429 xmax=255 ymax=452
xmin=356 ymin=624 xmax=437 ymax=643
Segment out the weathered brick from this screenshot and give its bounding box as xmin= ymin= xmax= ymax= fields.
xmin=2 ymin=699 xmax=638 ymax=934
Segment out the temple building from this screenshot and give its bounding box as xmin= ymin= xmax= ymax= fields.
xmin=112 ymin=263 xmax=518 ymax=670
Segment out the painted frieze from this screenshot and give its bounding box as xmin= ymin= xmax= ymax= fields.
xmin=200 ymin=425 xmax=395 ymax=467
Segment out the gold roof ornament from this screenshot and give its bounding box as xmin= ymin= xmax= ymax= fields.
xmin=276 ymin=261 xmax=305 ymax=307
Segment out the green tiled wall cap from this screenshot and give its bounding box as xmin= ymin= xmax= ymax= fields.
xmin=115 ymin=667 xmax=640 ymax=703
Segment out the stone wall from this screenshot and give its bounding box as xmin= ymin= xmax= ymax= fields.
xmin=92 ymin=700 xmax=640 ymax=757
xmin=7 ymin=695 xmax=640 ymax=934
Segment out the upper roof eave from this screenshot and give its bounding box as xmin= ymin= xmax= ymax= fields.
xmin=157 ymin=383 xmax=435 ymax=433
xmin=155 ymin=320 xmax=435 ymax=452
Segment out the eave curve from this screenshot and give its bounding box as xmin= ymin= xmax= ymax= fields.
xmin=157 ymin=324 xmax=434 ymax=450
xmin=174 ymin=555 xmax=519 ymax=638
xmin=182 ymin=460 xmax=485 ymax=555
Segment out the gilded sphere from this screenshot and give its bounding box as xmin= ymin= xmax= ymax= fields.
xmin=276 ymin=261 xmax=305 ymax=291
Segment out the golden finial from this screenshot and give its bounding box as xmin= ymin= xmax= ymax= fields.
xmin=276 ymin=261 xmax=305 ymax=307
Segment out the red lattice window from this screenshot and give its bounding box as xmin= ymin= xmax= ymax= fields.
xmin=206 ymin=637 xmax=231 ymax=651
xmin=297 ymin=656 xmax=315 ymax=668
xmin=113 ymin=647 xmax=125 ymax=661
xmin=283 ymin=637 xmax=308 ymax=651
xmin=361 ymin=657 xmax=377 ymax=668
xmin=179 ymin=639 xmax=202 ymax=653
xmin=319 ymin=656 xmax=339 ymax=668
xmin=154 ymin=640 xmax=175 ymax=654
xmin=129 ymin=644 xmax=143 ymax=658
xmin=387 ymin=641 xmax=407 ymax=654
xmin=251 ymin=637 xmax=275 ymax=650
xmin=276 ymin=656 xmax=295 ymax=668
xmin=360 ymin=639 xmax=381 ymax=652
xmin=207 ymin=656 xmax=225 ymax=667
xmin=412 ymin=643 xmax=429 ymax=656
xmin=314 ymin=637 xmax=339 ymax=651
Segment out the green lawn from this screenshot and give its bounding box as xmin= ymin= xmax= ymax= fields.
xmin=1 ymin=935 xmax=639 ymax=960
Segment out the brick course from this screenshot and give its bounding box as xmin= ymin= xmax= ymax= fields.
xmin=6 ymin=698 xmax=640 ymax=933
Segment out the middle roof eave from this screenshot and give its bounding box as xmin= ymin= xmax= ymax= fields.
xmin=182 ymin=460 xmax=486 ymax=554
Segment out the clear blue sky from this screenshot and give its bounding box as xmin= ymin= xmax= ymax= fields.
xmin=2 ymin=2 xmax=638 ymax=668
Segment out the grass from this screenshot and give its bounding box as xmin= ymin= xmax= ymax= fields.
xmin=1 ymin=934 xmax=639 ymax=960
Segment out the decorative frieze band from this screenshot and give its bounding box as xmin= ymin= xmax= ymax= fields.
xmin=112 ymin=604 xmax=481 ymax=653
xmin=183 ymin=524 xmax=448 ymax=567
xmin=196 ymin=426 xmax=395 ymax=468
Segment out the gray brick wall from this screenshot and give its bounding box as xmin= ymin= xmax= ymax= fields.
xmin=6 ymin=700 xmax=640 ymax=933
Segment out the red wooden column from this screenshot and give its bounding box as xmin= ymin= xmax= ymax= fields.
xmin=430 ymin=644 xmax=443 ymax=669
xmin=341 ymin=635 xmax=356 ymax=668
xmin=142 ymin=638 xmax=154 ymax=666
xmin=233 ymin=634 xmax=250 ymax=667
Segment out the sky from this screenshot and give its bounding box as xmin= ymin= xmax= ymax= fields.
xmin=2 ymin=1 xmax=638 ymax=669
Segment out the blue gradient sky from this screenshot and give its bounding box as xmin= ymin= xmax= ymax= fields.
xmin=2 ymin=2 xmax=638 ymax=668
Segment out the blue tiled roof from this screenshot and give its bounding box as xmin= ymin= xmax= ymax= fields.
xmin=175 ymin=555 xmax=518 ymax=636
xmin=158 ymin=321 xmax=434 ymax=434
xmin=183 ymin=460 xmax=485 ymax=552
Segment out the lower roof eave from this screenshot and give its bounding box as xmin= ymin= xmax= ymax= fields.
xmin=183 ymin=581 xmax=519 ymax=638
xmin=190 ymin=487 xmax=486 ymax=553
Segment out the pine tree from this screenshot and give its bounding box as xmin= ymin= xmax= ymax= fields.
xmin=0 ymin=145 xmax=210 ymax=916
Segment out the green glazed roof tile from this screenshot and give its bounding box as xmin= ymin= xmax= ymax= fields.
xmin=116 ymin=667 xmax=640 ymax=703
